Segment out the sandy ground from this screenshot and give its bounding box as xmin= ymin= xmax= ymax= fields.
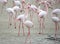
xmin=0 ymin=0 xmax=60 ymax=44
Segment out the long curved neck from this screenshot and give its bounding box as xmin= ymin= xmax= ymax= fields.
xmin=24 ymin=4 xmax=29 ymax=17
xmin=44 ymin=2 xmax=48 ymax=13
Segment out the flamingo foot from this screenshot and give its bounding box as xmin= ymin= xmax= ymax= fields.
xmin=15 ymin=26 xmax=16 ymax=29
xmin=38 ymin=32 xmax=42 ymax=34
xmin=10 ymin=23 xmax=12 ymax=26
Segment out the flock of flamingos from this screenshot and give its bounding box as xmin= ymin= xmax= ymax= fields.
xmin=0 ymin=0 xmax=60 ymax=44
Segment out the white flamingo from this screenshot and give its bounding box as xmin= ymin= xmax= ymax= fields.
xmin=52 ymin=9 xmax=60 ymax=17
xmin=0 ymin=0 xmax=8 ymax=14
xmin=6 ymin=8 xmax=15 ymax=28
xmin=13 ymin=0 xmax=21 ymax=7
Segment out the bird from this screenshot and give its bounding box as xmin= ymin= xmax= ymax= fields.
xmin=52 ymin=9 xmax=60 ymax=17
xmin=51 ymin=16 xmax=60 ymax=39
xmin=13 ymin=0 xmax=21 ymax=7
xmin=12 ymin=6 xmax=20 ymax=29
xmin=38 ymin=10 xmax=47 ymax=34
xmin=24 ymin=20 xmax=33 ymax=44
xmin=37 ymin=1 xmax=49 ymax=34
xmin=27 ymin=3 xmax=38 ymax=21
xmin=6 ymin=8 xmax=15 ymax=28
xmin=0 ymin=0 xmax=8 ymax=14
xmin=16 ymin=14 xmax=28 ymax=36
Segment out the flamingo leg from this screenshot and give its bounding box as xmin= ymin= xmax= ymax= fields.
xmin=39 ymin=17 xmax=41 ymax=34
xmin=22 ymin=22 xmax=25 ymax=36
xmin=8 ymin=14 xmax=12 ymax=28
xmin=41 ymin=18 xmax=45 ymax=34
xmin=24 ymin=28 xmax=31 ymax=44
xmin=18 ymin=21 xmax=21 ymax=36
xmin=55 ymin=22 xmax=58 ymax=39
xmin=43 ymin=18 xmax=45 ymax=29
xmin=54 ymin=22 xmax=58 ymax=44
xmin=14 ymin=12 xmax=17 ymax=29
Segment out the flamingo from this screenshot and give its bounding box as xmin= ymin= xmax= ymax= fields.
xmin=51 ymin=16 xmax=60 ymax=39
xmin=37 ymin=1 xmax=49 ymax=34
xmin=27 ymin=3 xmax=38 ymax=21
xmin=51 ymin=9 xmax=60 ymax=39
xmin=12 ymin=6 xmax=20 ymax=29
xmin=16 ymin=3 xmax=29 ymax=36
xmin=13 ymin=0 xmax=21 ymax=7
xmin=52 ymin=9 xmax=60 ymax=17
xmin=24 ymin=20 xmax=33 ymax=44
xmin=0 ymin=0 xmax=8 ymax=14
xmin=6 ymin=8 xmax=15 ymax=28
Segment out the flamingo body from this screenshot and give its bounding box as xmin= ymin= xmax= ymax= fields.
xmin=52 ymin=9 xmax=60 ymax=15
xmin=52 ymin=17 xmax=60 ymax=22
xmin=17 ymin=14 xmax=28 ymax=22
xmin=6 ymin=8 xmax=15 ymax=15
xmin=38 ymin=11 xmax=47 ymax=18
xmin=24 ymin=20 xmax=33 ymax=28
xmin=13 ymin=0 xmax=21 ymax=6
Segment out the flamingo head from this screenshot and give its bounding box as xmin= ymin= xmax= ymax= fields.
xmin=27 ymin=3 xmax=31 ymax=9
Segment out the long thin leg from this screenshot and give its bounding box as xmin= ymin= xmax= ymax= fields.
xmin=55 ymin=22 xmax=58 ymax=39
xmin=14 ymin=12 xmax=17 ymax=29
xmin=18 ymin=21 xmax=21 ymax=36
xmin=42 ymin=18 xmax=45 ymax=29
xmin=39 ymin=18 xmax=42 ymax=34
xmin=54 ymin=22 xmax=58 ymax=44
xmin=22 ymin=22 xmax=25 ymax=36
xmin=30 ymin=14 xmax=33 ymax=21
xmin=8 ymin=14 xmax=12 ymax=28
xmin=24 ymin=28 xmax=31 ymax=44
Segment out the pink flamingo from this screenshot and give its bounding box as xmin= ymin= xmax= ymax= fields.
xmin=24 ymin=20 xmax=33 ymax=44
xmin=16 ymin=3 xmax=29 ymax=36
xmin=37 ymin=1 xmax=49 ymax=34
xmin=27 ymin=3 xmax=38 ymax=21
xmin=12 ymin=6 xmax=20 ymax=29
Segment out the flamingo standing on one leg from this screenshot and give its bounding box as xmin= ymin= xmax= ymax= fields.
xmin=0 ymin=0 xmax=8 ymax=14
xmin=6 ymin=8 xmax=15 ymax=28
xmin=24 ymin=20 xmax=33 ymax=44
